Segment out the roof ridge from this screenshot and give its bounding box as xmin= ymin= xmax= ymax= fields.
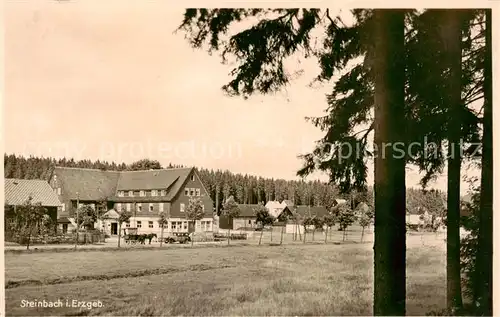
xmin=54 ymin=166 xmax=192 ymax=173
xmin=122 ymin=167 xmax=193 ymax=173
xmin=6 ymin=178 xmax=48 ymax=182
xmin=54 ymin=166 xmax=121 ymax=172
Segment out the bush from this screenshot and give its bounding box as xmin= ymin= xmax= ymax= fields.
xmin=230 ymin=233 xmax=247 ymax=240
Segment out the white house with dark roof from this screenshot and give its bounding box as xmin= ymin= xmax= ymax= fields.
xmin=49 ymin=166 xmax=214 ymax=236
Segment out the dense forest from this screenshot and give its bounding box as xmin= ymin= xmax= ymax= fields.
xmin=4 ymin=153 xmax=445 ymax=214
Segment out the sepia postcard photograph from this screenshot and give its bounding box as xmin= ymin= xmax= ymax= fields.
xmin=2 ymin=2 xmax=496 ymax=316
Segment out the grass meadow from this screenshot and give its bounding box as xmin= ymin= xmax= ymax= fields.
xmin=5 ymin=228 xmax=446 ymax=316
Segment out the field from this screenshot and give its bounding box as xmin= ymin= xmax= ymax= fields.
xmin=5 ymin=229 xmax=447 ymax=316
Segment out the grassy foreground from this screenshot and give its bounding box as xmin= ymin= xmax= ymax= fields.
xmin=5 ymin=234 xmax=446 ymax=316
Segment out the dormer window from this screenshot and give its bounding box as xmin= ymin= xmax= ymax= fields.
xmin=140 ymin=190 xmax=145 ymax=197
xmin=118 ymin=191 xmax=124 ymax=197
xmin=152 ymin=190 xmax=157 ymax=197
xmin=128 ymin=191 xmax=133 ymax=197
xmin=161 ymin=190 xmax=166 ymax=196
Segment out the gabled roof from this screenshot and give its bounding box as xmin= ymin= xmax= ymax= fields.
xmin=282 ymin=200 xmax=294 ymax=207
xmin=236 ymin=204 xmax=261 ymax=217
xmin=102 ymin=209 xmax=120 ymax=219
xmin=52 ymin=167 xmax=196 ymax=202
xmin=294 ymin=206 xmax=329 ymax=218
xmin=53 ymin=167 xmax=120 ymax=201
xmin=5 ymin=179 xmax=61 ymax=207
xmin=265 ymin=201 xmax=282 ymax=208
xmin=116 ymin=168 xmax=192 ymax=194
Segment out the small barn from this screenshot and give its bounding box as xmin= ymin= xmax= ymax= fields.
xmin=4 ymin=178 xmax=62 ymax=236
xmin=219 ymin=204 xmax=260 ymax=230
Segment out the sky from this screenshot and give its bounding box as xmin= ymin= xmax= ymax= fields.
xmin=4 ymin=2 xmax=480 ymax=193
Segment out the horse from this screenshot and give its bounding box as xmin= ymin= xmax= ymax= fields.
xmin=143 ymin=233 xmax=157 ymax=244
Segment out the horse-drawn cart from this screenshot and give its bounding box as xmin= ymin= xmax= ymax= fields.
xmin=123 ymin=228 xmax=157 ymax=245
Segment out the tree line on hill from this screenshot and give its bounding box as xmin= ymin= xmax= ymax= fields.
xmin=5 ymin=153 xmax=447 ymax=216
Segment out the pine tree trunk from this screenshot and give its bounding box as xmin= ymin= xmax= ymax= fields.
xmin=372 ymin=9 xmax=406 ymax=316
xmin=324 ymin=227 xmax=328 ymax=244
xmin=312 ymin=229 xmax=315 ymax=241
xmin=280 ymin=226 xmax=284 ymax=245
xmin=303 ymin=227 xmax=306 ymax=244
xmin=361 ymin=226 xmax=365 ymax=242
xmin=227 ymin=228 xmax=231 ymax=245
xmin=259 ymin=229 xmax=263 ymax=245
xmin=475 ymin=9 xmax=493 ymax=315
xmin=438 ymin=9 xmax=464 ymax=313
xmin=270 ymin=228 xmax=273 ymax=242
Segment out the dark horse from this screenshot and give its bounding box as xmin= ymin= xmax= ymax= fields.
xmin=143 ymin=233 xmax=157 ymax=244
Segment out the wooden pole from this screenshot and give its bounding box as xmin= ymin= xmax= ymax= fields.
xmin=74 ymin=192 xmax=79 ymax=250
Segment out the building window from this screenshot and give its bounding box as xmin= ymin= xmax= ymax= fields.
xmin=185 ymin=189 xmax=189 ymax=196
xmin=137 ymin=221 xmax=142 ymax=228
xmin=202 ymin=205 xmax=205 ymax=212
xmin=190 ymin=189 xmax=195 ymax=196
xmin=149 ymin=203 xmax=154 ymax=212
xmin=126 ymin=221 xmax=130 ymax=228
xmin=196 ymin=188 xmax=201 ymax=196
xmin=140 ymin=190 xmax=145 ymax=197
xmin=57 ymin=188 xmax=61 ymax=195
xmin=161 ymin=190 xmax=166 ymax=196
xmin=191 ymin=175 xmax=195 ymax=181
xmin=207 ymin=221 xmax=211 ymax=231
xmin=183 ymin=222 xmax=188 ymax=230
xmin=116 ymin=203 xmax=122 ymax=212
xmin=248 ymin=220 xmax=251 ymax=225
xmin=180 ymin=203 xmax=185 ymax=212
xmin=118 ymin=191 xmax=124 ymax=197
xmin=61 ymin=203 xmax=66 ymax=212
xmin=126 ymin=203 xmax=131 ymax=212
xmin=137 ymin=204 xmax=142 ymax=212
xmin=196 ymin=221 xmax=201 ymax=230
xmin=151 ymin=190 xmax=157 ymax=197
xmin=128 ymin=191 xmax=133 ymax=197
xmin=159 ymin=203 xmax=164 ymax=212
xmin=149 ymin=221 xmax=154 ymax=228
xmin=171 ymin=222 xmax=177 ymax=230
